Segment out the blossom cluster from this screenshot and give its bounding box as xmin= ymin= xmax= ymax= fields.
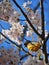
xmin=23 ymin=56 xmax=45 ymax=65
xmin=22 ymin=1 xmax=32 ymax=8
xmin=0 ymin=0 xmax=20 ymax=22
xmin=23 ymin=49 xmax=46 ymax=65
xmin=0 ymin=46 xmax=20 ymax=65
xmin=0 ymin=0 xmax=24 ymax=45
xmin=2 ymin=22 xmax=24 ymax=45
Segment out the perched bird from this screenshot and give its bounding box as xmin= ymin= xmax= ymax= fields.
xmin=27 ymin=42 xmax=41 ymax=52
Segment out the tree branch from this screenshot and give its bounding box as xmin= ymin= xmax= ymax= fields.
xmin=40 ymin=0 xmax=45 ymax=40
xmin=12 ymin=0 xmax=42 ymax=39
xmin=22 ymin=46 xmax=33 ymax=57
xmin=40 ymin=0 xmax=48 ymax=63
xmin=17 ymin=18 xmax=26 ymax=21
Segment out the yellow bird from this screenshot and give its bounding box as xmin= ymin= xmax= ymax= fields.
xmin=27 ymin=42 xmax=41 ymax=52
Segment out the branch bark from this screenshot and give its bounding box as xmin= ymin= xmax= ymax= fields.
xmin=40 ymin=0 xmax=45 ymax=40
xmin=40 ymin=0 xmax=48 ymax=63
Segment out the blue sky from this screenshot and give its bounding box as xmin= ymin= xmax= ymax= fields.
xmin=0 ymin=0 xmax=49 ymax=60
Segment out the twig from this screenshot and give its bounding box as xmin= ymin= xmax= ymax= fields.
xmin=22 ymin=46 xmax=33 ymax=57
xmin=40 ymin=0 xmax=45 ymax=39
xmin=17 ymin=18 xmax=26 ymax=21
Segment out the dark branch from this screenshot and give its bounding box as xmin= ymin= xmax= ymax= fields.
xmin=47 ymin=53 xmax=49 ymax=56
xmin=12 ymin=0 xmax=42 ymax=39
xmin=22 ymin=47 xmax=33 ymax=57
xmin=40 ymin=0 xmax=45 ymax=40
xmin=17 ymin=18 xmax=26 ymax=21
xmin=40 ymin=0 xmax=48 ymax=63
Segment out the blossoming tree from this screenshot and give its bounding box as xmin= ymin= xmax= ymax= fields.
xmin=0 ymin=0 xmax=49 ymax=65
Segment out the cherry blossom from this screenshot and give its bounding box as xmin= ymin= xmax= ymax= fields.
xmin=26 ymin=30 xmax=32 ymax=37
xmin=22 ymin=2 xmax=27 ymax=8
xmin=23 ymin=55 xmax=45 ymax=65
xmin=0 ymin=46 xmax=20 ymax=65
xmin=0 ymin=0 xmax=49 ymax=64
xmin=0 ymin=0 xmax=20 ymax=22
xmin=2 ymin=23 xmax=24 ymax=45
xmin=22 ymin=1 xmax=32 ymax=8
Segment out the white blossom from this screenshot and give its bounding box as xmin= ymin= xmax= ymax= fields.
xmin=22 ymin=2 xmax=27 ymax=8
xmin=2 ymin=22 xmax=23 ymax=45
xmin=27 ymin=1 xmax=32 ymax=5
xmin=26 ymin=30 xmax=32 ymax=37
xmin=22 ymin=1 xmax=32 ymax=8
